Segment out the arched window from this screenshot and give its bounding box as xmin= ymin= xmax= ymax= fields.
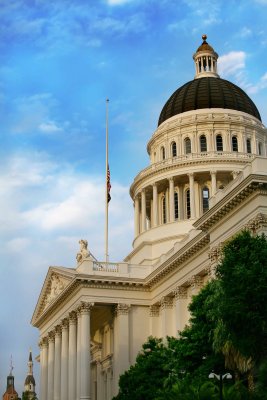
xmin=161 ymin=146 xmax=165 ymax=160
xmin=200 ymin=135 xmax=207 ymax=152
xmin=174 ymin=192 xmax=179 ymax=220
xmin=258 ymin=142 xmax=262 ymax=155
xmin=162 ymin=195 xmax=166 ymax=224
xmin=185 ymin=138 xmax=191 ymax=154
xmin=232 ymin=136 xmax=238 ymax=152
xmin=216 ymin=135 xmax=223 ymax=151
xmin=202 ymin=187 xmax=209 ymax=213
xmin=246 ymin=139 xmax=251 ymax=154
xmin=186 ymin=189 xmax=191 ymax=219
xmin=171 ymin=141 xmax=177 ymax=157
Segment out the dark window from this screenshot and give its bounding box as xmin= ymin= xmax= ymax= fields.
xmin=258 ymin=142 xmax=262 ymax=155
xmin=162 ymin=196 xmax=166 ymax=224
xmin=171 ymin=142 xmax=177 ymax=157
xmin=185 ymin=138 xmax=191 ymax=154
xmin=200 ymin=135 xmax=207 ymax=152
xmin=161 ymin=146 xmax=165 ymax=160
xmin=216 ymin=135 xmax=223 ymax=151
xmin=247 ymin=139 xmax=251 ymax=154
xmin=174 ymin=192 xmax=179 ymax=220
xmin=202 ymin=187 xmax=209 ymax=213
xmin=232 ymin=136 xmax=238 ymax=152
xmin=186 ymin=189 xmax=191 ymax=219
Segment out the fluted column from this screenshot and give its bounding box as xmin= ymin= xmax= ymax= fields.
xmin=47 ymin=331 xmax=55 ymax=400
xmin=141 ymin=189 xmax=146 ymax=232
xmin=69 ymin=311 xmax=77 ymax=400
xmin=80 ymin=302 xmax=93 ymax=400
xmin=188 ymin=173 xmax=196 ymax=219
xmin=173 ymin=287 xmax=188 ymax=336
xmin=152 ymin=183 xmax=158 ymax=227
xmin=149 ymin=305 xmax=160 ymax=337
xmin=61 ymin=318 xmax=69 ymax=400
xmin=169 ymin=177 xmax=174 ymax=222
xmin=54 ymin=326 xmax=61 ymax=400
xmin=40 ymin=337 xmax=48 ymax=400
xmin=178 ymin=185 xmax=184 ymax=220
xmin=76 ymin=308 xmax=81 ymax=400
xmin=134 ymin=195 xmax=140 ymax=237
xmin=211 ymin=170 xmax=217 ymax=196
xmin=160 ymin=297 xmax=174 ymax=337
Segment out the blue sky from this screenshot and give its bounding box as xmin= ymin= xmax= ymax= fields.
xmin=1 ymin=0 xmax=267 ymax=395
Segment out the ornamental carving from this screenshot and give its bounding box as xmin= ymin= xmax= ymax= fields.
xmin=189 ymin=275 xmax=203 ymax=290
xmin=43 ymin=273 xmax=66 ymax=310
xmin=55 ymin=325 xmax=61 ymax=337
xmin=208 ymin=244 xmax=223 ymax=263
xmin=149 ymin=305 xmax=160 ymax=317
xmin=69 ymin=310 xmax=77 ymax=323
xmin=173 ymin=286 xmax=187 ymax=300
xmin=160 ymin=296 xmax=173 ymax=310
xmin=245 ymin=213 xmax=267 ymax=234
xmin=48 ymin=331 xmax=55 ymax=342
xmin=61 ymin=318 xmax=69 ymax=330
xmin=116 ymin=303 xmax=131 ymax=315
xmin=76 ymin=239 xmax=91 ymax=263
xmin=80 ymin=302 xmax=94 ymax=314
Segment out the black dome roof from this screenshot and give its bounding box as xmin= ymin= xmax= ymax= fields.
xmin=158 ymin=77 xmax=261 ymax=126
xmin=25 ymin=375 xmax=35 ymax=385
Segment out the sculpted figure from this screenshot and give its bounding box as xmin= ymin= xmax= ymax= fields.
xmin=76 ymin=239 xmax=90 ymax=263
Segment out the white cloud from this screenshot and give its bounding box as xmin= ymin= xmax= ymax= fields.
xmin=107 ymin=0 xmax=133 ymax=5
xmin=39 ymin=121 xmax=63 ymax=133
xmin=218 ymin=51 xmax=246 ymax=77
xmin=239 ymin=27 xmax=252 ymax=38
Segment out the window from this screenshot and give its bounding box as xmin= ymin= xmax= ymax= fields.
xmin=216 ymin=135 xmax=223 ymax=151
xmin=162 ymin=196 xmax=166 ymax=224
xmin=174 ymin=192 xmax=179 ymax=220
xmin=202 ymin=187 xmax=209 ymax=213
xmin=247 ymin=139 xmax=251 ymax=154
xmin=232 ymin=136 xmax=238 ymax=152
xmin=185 ymin=138 xmax=191 ymax=154
xmin=186 ymin=189 xmax=191 ymax=219
xmin=171 ymin=141 xmax=177 ymax=157
xmin=258 ymin=142 xmax=262 ymax=155
xmin=161 ymin=146 xmax=165 ymax=160
xmin=200 ymin=135 xmax=207 ymax=152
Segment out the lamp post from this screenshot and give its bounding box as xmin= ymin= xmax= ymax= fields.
xmin=209 ymin=372 xmax=232 ymax=400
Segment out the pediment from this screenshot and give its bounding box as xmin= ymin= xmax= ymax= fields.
xmin=32 ymin=267 xmax=76 ymax=325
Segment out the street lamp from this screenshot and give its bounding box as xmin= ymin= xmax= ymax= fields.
xmin=209 ymin=372 xmax=232 ymax=400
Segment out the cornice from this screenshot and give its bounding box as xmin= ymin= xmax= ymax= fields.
xmin=194 ymin=176 xmax=267 ymax=231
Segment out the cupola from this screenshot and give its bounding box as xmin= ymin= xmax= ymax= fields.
xmin=193 ymin=34 xmax=219 ymax=79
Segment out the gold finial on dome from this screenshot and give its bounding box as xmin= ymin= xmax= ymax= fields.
xmin=202 ymin=34 xmax=207 ymax=41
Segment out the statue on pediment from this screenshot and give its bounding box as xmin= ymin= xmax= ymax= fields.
xmin=76 ymin=239 xmax=90 ymax=263
xmin=44 ymin=274 xmax=66 ymax=309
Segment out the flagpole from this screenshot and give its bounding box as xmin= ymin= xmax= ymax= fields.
xmin=105 ymin=98 xmax=109 ymax=264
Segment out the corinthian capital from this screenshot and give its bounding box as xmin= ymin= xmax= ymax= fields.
xmin=80 ymin=302 xmax=94 ymax=314
xmin=173 ymin=286 xmax=187 ymax=300
xmin=116 ymin=303 xmax=131 ymax=315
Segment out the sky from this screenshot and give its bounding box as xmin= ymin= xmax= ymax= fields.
xmin=0 ymin=0 xmax=267 ymax=396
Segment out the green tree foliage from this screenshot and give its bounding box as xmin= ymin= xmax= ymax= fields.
xmin=216 ymin=230 xmax=267 ymax=364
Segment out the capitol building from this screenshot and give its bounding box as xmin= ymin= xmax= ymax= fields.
xmin=32 ymin=36 xmax=267 ymax=400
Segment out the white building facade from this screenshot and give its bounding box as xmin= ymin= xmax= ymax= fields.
xmin=32 ymin=36 xmax=267 ymax=400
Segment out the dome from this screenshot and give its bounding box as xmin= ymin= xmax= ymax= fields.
xmin=158 ymin=77 xmax=261 ymax=126
xmin=25 ymin=375 xmax=35 ymax=385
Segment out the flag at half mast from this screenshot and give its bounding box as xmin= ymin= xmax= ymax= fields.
xmin=107 ymin=164 xmax=111 ymax=203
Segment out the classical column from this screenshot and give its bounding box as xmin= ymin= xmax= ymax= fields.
xmin=149 ymin=305 xmax=160 ymax=337
xmin=160 ymin=297 xmax=174 ymax=337
xmin=114 ymin=304 xmax=131 ymax=392
xmin=141 ymin=189 xmax=146 ymax=232
xmin=173 ymin=287 xmax=188 ymax=336
xmin=96 ymin=361 xmax=102 ymax=400
xmin=61 ymin=318 xmax=69 ymax=400
xmin=47 ymin=331 xmax=55 ymax=400
xmin=54 ymin=326 xmax=61 ymax=400
xmin=188 ymin=173 xmax=196 ymax=219
xmin=76 ymin=308 xmax=81 ymax=400
xmin=134 ymin=195 xmax=140 ymax=237
xmin=169 ymin=177 xmax=175 ymax=223
xmin=69 ymin=311 xmax=77 ymax=400
xmin=178 ymin=185 xmax=184 ymax=220
xmin=190 ymin=275 xmax=203 ymax=296
xmin=152 ymin=183 xmax=158 ymax=227
xmin=40 ymin=337 xmax=48 ymax=400
xmin=211 ymin=170 xmax=217 ymax=196
xmin=80 ymin=302 xmax=93 ymax=400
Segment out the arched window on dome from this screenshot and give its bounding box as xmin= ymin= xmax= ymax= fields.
xmin=162 ymin=195 xmax=166 ymax=224
xmin=216 ymin=135 xmax=223 ymax=151
xmin=174 ymin=192 xmax=179 ymax=220
xmin=161 ymin=146 xmax=166 ymax=160
xmin=186 ymin=189 xmax=191 ymax=219
xmin=246 ymin=139 xmax=252 ymax=154
xmin=232 ymin=136 xmax=238 ymax=152
xmin=200 ymin=135 xmax=207 ymax=152
xmin=258 ymin=142 xmax=262 ymax=156
xmin=202 ymin=187 xmax=209 ymax=213
xmin=171 ymin=141 xmax=177 ymax=157
xmin=185 ymin=138 xmax=191 ymax=154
